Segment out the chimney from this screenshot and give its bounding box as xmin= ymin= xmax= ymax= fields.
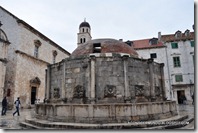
xmin=158 ymin=32 xmax=161 ymax=41
xmin=119 ymin=39 xmax=123 ymax=42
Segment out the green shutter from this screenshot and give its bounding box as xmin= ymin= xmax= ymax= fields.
xmin=191 ymin=41 xmax=194 ymax=47
xmin=171 ymin=42 xmax=178 ymax=49
xmin=175 ymin=75 xmax=183 ymax=82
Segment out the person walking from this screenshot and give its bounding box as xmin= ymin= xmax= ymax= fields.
xmin=13 ymin=97 xmax=21 ymax=116
xmin=1 ymin=96 xmax=7 ymax=116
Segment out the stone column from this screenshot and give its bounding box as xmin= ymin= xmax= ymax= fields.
xmin=160 ymin=63 xmax=166 ymax=100
xmin=148 ymin=58 xmax=155 ymax=101
xmin=45 ymin=69 xmax=47 ymax=100
xmin=123 ymin=55 xmax=130 ymax=102
xmin=62 ymin=61 xmax=66 ymax=100
xmin=46 ymin=65 xmax=51 ymax=99
xmin=90 ymin=56 xmax=96 ymax=103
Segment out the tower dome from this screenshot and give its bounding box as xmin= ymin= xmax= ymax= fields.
xmin=79 ymin=21 xmax=91 ymax=29
xmin=77 ymin=20 xmax=92 ymax=46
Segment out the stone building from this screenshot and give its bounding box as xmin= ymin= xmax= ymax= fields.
xmin=0 ymin=6 xmax=70 ymax=108
xmin=0 ymin=21 xmax=10 ymax=100
xmin=130 ymin=29 xmax=194 ymax=104
xmin=161 ymin=30 xmax=194 ymax=104
xmin=35 ymin=21 xmax=177 ymax=124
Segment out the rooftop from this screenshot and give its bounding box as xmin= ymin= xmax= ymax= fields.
xmin=71 ymin=38 xmax=138 ymax=57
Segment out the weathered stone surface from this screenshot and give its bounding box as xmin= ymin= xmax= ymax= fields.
xmin=47 ymin=53 xmax=167 ymax=106
xmin=39 ymin=42 xmax=177 ymax=123
xmin=0 ymin=7 xmax=70 ymax=108
xmin=36 ymin=101 xmax=177 ymax=123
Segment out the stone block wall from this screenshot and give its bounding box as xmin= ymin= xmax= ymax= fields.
xmin=47 ymin=54 xmax=165 ymax=104
xmin=0 ymin=7 xmax=70 ymax=107
xmin=35 ymin=101 xmax=178 ymax=123
xmin=128 ymin=58 xmax=150 ymax=102
xmin=95 ymin=57 xmax=125 ymax=103
xmin=14 ymin=53 xmax=46 ymax=107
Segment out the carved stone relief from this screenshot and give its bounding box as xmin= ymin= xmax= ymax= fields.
xmin=104 ymin=85 xmax=116 ymax=97
xmin=54 ymin=88 xmax=60 ymax=99
xmin=135 ymin=85 xmax=144 ymax=96
xmin=155 ymin=86 xmax=161 ymax=96
xmin=30 ymin=77 xmax=41 ymax=85
xmin=73 ymin=85 xmax=85 ymax=98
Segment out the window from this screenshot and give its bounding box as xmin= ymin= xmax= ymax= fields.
xmin=175 ymin=75 xmax=183 ymax=82
xmin=93 ymin=43 xmax=101 ymax=53
xmin=34 ymin=40 xmax=41 ymax=58
xmin=80 ymin=38 xmax=83 ymax=43
xmin=53 ymin=50 xmax=57 ymax=64
xmin=149 ymin=38 xmax=158 ymax=45
xmin=86 ymin=28 xmax=88 ymax=32
xmin=173 ymin=57 xmax=181 ymax=67
xmin=34 ymin=45 xmax=39 ymax=58
xmin=7 ymin=89 xmax=11 ymax=97
xmin=83 ymin=38 xmax=86 ymax=43
xmin=150 ymin=53 xmax=157 ymax=58
xmin=191 ymin=41 xmax=194 ymax=47
xmin=82 ymin=28 xmax=84 ymax=32
xmin=175 ymin=31 xmax=182 ymax=38
xmin=184 ymin=30 xmax=190 ymax=36
xmin=171 ymin=42 xmax=178 ymax=49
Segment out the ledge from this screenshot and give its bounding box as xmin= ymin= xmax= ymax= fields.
xmin=15 ymin=50 xmax=50 ymax=65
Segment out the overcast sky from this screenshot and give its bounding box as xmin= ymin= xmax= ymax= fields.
xmin=0 ymin=0 xmax=195 ymax=53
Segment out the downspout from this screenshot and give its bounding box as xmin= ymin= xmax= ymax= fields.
xmin=165 ymin=43 xmax=172 ymax=100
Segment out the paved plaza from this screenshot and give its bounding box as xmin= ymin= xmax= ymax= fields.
xmin=0 ymin=104 xmax=195 ymax=130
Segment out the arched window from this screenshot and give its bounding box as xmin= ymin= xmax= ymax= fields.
xmin=174 ymin=30 xmax=182 ymax=38
xmin=80 ymin=38 xmax=83 ymax=43
xmin=184 ymin=29 xmax=190 ymax=37
xmin=82 ymin=28 xmax=84 ymax=32
xmin=83 ymin=38 xmax=86 ymax=43
xmin=86 ymin=28 xmax=88 ymax=32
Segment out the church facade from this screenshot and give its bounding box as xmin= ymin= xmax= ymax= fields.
xmin=0 ymin=6 xmax=70 ymax=108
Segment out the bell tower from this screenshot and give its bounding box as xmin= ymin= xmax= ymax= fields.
xmin=77 ymin=19 xmax=92 ymax=46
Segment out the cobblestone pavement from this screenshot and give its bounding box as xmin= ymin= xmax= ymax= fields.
xmin=0 ymin=106 xmax=35 ymax=129
xmin=177 ymin=104 xmax=195 ymax=129
xmin=0 ymin=104 xmax=195 ymax=130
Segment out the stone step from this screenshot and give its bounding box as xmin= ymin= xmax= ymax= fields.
xmin=20 ymin=115 xmax=190 ymax=129
xmin=19 ymin=121 xmax=56 ymax=129
xmin=142 ymin=117 xmax=194 ymax=129
xmin=19 ymin=122 xmax=41 ymax=129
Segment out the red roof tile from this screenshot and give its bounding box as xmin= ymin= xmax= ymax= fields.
xmin=161 ymin=32 xmax=194 ymax=42
xmin=131 ymin=38 xmax=165 ymax=50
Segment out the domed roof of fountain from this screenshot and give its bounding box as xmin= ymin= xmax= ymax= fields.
xmin=71 ymin=38 xmax=138 ymax=57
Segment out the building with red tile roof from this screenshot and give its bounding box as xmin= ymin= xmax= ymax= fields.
xmin=129 ymin=30 xmax=194 ymax=104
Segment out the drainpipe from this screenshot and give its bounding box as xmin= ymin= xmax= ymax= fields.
xmin=165 ymin=44 xmax=172 ymax=100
